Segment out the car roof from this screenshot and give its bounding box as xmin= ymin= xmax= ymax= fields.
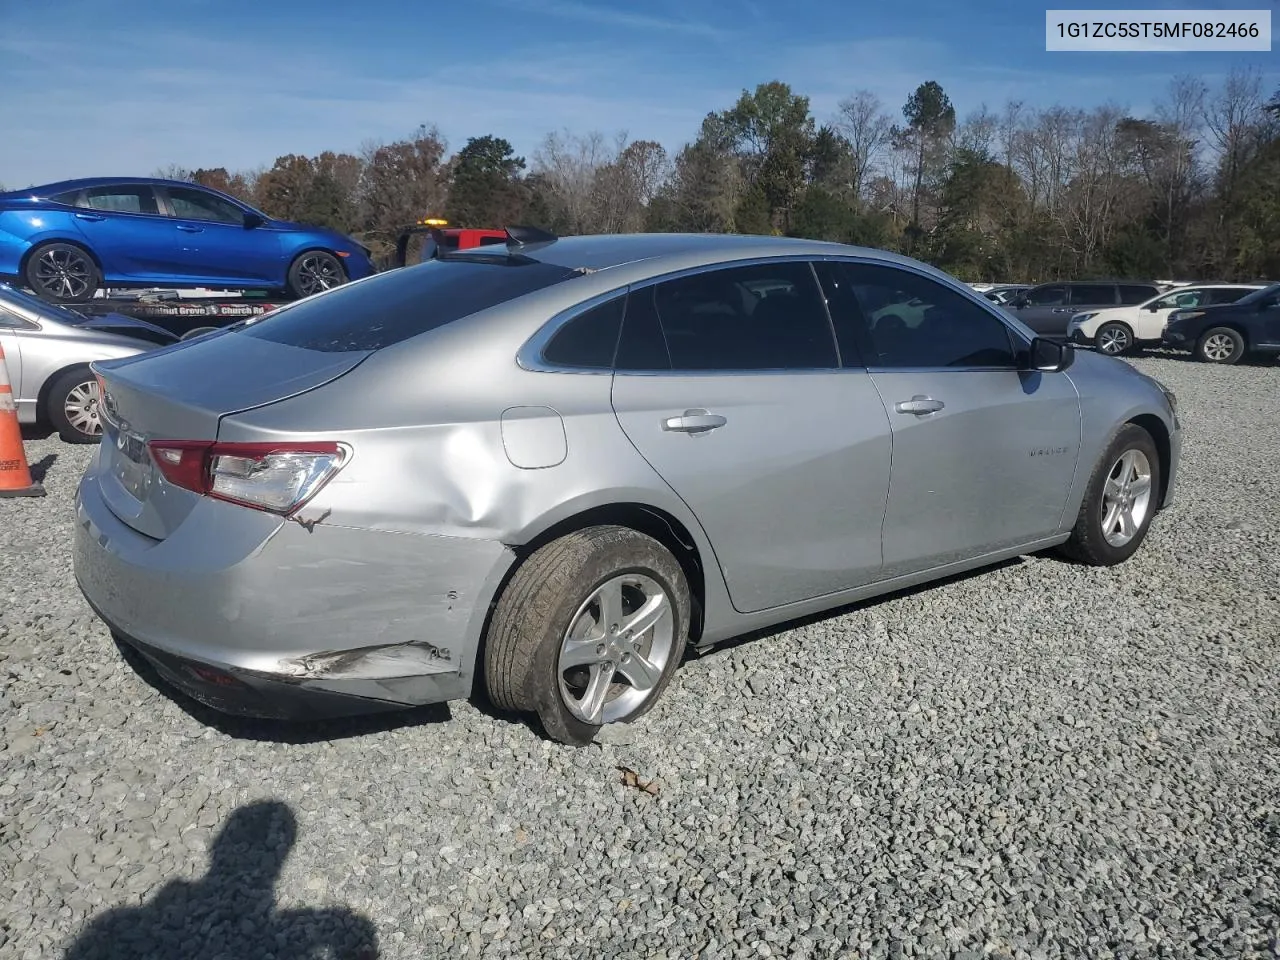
xmin=5 ymin=176 xmax=214 ymax=198
xmin=489 ymin=232 xmax=929 ymax=275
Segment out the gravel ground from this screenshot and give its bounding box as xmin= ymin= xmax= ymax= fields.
xmin=2 ymin=353 xmax=1278 ymax=960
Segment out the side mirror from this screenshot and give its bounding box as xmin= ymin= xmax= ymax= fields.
xmin=243 ymin=212 xmax=265 ymax=229
xmin=1027 ymin=337 xmax=1075 ymax=372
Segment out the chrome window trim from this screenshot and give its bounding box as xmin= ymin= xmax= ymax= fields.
xmin=515 ymin=251 xmax=1044 ymax=377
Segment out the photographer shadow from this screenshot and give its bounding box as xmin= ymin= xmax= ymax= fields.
xmin=61 ymin=800 xmax=379 ymax=960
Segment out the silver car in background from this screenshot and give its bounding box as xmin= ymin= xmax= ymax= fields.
xmin=73 ymin=233 xmax=1181 ymax=745
xmin=0 ymin=284 xmax=175 ymax=442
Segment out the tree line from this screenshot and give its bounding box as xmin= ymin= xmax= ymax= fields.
xmin=146 ymin=68 xmax=1280 ymax=281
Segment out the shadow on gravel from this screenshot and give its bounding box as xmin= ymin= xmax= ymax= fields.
xmin=60 ymin=800 xmax=379 ymax=960
xmin=114 ymin=637 xmax=452 ymax=745
xmin=27 ymin=452 xmax=57 ymax=482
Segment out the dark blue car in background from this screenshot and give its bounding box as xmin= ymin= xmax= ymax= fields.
xmin=0 ymin=177 xmax=374 ymax=303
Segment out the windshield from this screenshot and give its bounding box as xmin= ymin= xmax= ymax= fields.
xmin=0 ymin=284 xmax=90 ymax=325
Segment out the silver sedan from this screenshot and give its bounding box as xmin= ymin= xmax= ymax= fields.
xmin=73 ymin=233 xmax=1181 ymax=745
xmin=0 ymin=284 xmax=174 ymax=442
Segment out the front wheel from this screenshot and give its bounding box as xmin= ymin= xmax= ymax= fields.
xmin=286 ymin=251 xmax=346 ymax=299
xmin=1095 ymin=321 xmax=1135 ymax=356
xmin=484 ymin=526 xmax=690 ymax=746
xmin=1196 ymin=327 xmax=1245 ymax=364
xmin=1056 ymin=423 xmax=1161 ymax=566
xmin=46 ymin=368 xmax=104 ymax=443
xmin=25 ymin=242 xmax=101 ymax=303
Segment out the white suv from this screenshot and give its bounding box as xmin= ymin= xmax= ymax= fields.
xmin=1068 ymin=284 xmax=1265 ymax=356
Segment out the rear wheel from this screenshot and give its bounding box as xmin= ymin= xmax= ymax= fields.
xmin=1095 ymin=321 xmax=1135 ymax=356
xmin=1196 ymin=326 xmax=1245 ymax=364
xmin=46 ymin=368 xmax=103 ymax=443
xmin=286 ymin=251 xmax=346 ymax=299
xmin=484 ymin=525 xmax=690 ymax=746
xmin=25 ymin=242 xmax=100 ymax=303
xmin=1057 ymin=423 xmax=1161 ymax=566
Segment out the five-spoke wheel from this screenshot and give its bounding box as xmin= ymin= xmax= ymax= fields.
xmin=1058 ymin=423 xmax=1162 ymax=565
xmin=485 ymin=525 xmax=690 ymax=746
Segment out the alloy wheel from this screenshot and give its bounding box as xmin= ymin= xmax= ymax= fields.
xmin=1100 ymin=449 xmax=1152 ymax=547
xmin=556 ymin=573 xmax=676 ymax=725
xmin=1201 ymin=333 xmax=1236 ymax=362
xmin=34 ymin=248 xmax=94 ymax=300
xmin=1097 ymin=326 xmax=1130 ymax=355
xmin=295 ymin=254 xmax=343 ymax=297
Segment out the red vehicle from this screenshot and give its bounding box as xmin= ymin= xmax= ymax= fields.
xmin=393 ymin=218 xmax=509 ymax=266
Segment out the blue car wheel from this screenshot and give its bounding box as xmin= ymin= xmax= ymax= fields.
xmin=287 ymin=251 xmax=347 ymax=299
xmin=25 ymin=241 xmax=101 ymax=303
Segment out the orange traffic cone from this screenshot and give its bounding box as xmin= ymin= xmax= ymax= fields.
xmin=0 ymin=341 xmax=46 ymax=498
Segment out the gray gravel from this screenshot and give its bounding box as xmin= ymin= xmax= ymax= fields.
xmin=2 ymin=353 xmax=1279 ymax=960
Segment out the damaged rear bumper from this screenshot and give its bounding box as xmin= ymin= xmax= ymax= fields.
xmin=73 ymin=473 xmax=516 ymax=719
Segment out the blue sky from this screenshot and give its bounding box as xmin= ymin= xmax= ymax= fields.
xmin=1 ymin=0 xmax=1276 ymax=187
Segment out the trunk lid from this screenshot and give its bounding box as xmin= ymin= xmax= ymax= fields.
xmin=91 ymin=330 xmax=369 ymax=540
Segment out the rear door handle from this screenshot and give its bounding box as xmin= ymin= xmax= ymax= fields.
xmin=662 ymin=409 xmax=727 ymax=435
xmin=894 ymin=395 xmax=945 ymax=416
xmin=1051 ymin=307 xmax=1075 ymax=313
xmin=176 ymin=225 xmax=203 ymax=233
xmin=75 ymin=213 xmax=105 ymax=221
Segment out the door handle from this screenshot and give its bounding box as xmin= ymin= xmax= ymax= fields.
xmin=176 ymin=225 xmax=203 ymax=233
xmin=75 ymin=213 xmax=105 ymax=221
xmin=894 ymin=395 xmax=945 ymax=416
xmin=1051 ymin=307 xmax=1074 ymax=313
xmin=662 ymin=409 xmax=727 ymax=435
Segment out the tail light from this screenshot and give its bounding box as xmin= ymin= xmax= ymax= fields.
xmin=147 ymin=441 xmax=349 ymax=515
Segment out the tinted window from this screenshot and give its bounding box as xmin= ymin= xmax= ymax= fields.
xmin=240 ymin=258 xmax=583 ymax=353
xmin=83 ymin=186 xmax=158 ymax=215
xmin=614 ymin=289 xmax=672 ymax=370
xmin=1118 ymin=284 xmax=1158 ymax=304
xmin=644 ymin=262 xmax=837 ymax=371
xmin=840 ymin=263 xmax=1018 ymax=368
xmin=1025 ymin=285 xmax=1066 ymax=306
xmin=1070 ymin=284 xmax=1116 ymax=305
xmin=812 ymin=262 xmax=867 ymax=366
xmin=167 ymin=187 xmax=245 ymax=224
xmin=1207 ymin=287 xmax=1255 ymax=305
xmin=50 ymin=190 xmax=81 ymax=206
xmin=0 ymin=306 xmax=35 ymax=329
xmin=542 ymin=296 xmax=625 ymax=368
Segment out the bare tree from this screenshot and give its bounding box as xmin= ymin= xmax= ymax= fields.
xmin=835 ymin=90 xmax=893 ymax=205
xmin=532 ymin=130 xmax=613 ymax=233
xmin=1203 ymin=65 xmax=1266 ymax=193
xmin=956 ymin=105 xmax=998 ymax=156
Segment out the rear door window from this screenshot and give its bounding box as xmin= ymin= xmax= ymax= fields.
xmin=1069 ymin=284 xmax=1117 ymax=306
xmin=617 ymin=262 xmax=838 ymax=371
xmin=240 ymin=258 xmax=584 ymax=353
xmin=81 ymin=185 xmax=160 ymax=215
xmin=1118 ymin=284 xmax=1158 ymax=304
xmin=541 ymin=296 xmax=625 ymax=368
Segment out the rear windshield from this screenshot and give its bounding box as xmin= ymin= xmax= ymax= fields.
xmin=239 ymin=257 xmax=582 ymax=352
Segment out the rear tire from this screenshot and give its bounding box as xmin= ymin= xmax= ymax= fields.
xmin=484 ymin=526 xmax=690 ymax=746
xmin=46 ymin=368 xmax=103 ymax=444
xmin=25 ymin=242 xmax=101 ymax=303
xmin=1196 ymin=326 xmax=1245 ymax=364
xmin=1056 ymin=423 xmax=1161 ymax=566
xmin=286 ymin=251 xmax=346 ymax=299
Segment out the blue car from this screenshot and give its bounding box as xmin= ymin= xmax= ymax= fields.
xmin=0 ymin=177 xmax=375 ymax=303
